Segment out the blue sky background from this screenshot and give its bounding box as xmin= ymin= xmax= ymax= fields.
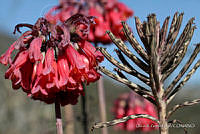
xmin=1 ymin=0 xmax=200 ymax=88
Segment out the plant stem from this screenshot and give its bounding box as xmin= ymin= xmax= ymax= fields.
xmin=55 ymin=98 xmax=63 ymax=134
xmin=158 ymin=100 xmax=168 ymax=134
xmin=64 ymin=105 xmax=74 ymax=134
xmin=98 ymin=77 xmax=108 ymax=134
xmin=81 ymin=83 xmax=89 ymax=134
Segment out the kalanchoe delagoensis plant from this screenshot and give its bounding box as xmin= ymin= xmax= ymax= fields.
xmin=0 ymin=14 xmax=104 ymax=106
xmin=91 ymin=12 xmax=200 ymax=134
xmin=0 ymin=13 xmax=104 ymax=134
xmin=112 ymin=92 xmax=158 ymax=132
xmin=45 ymin=0 xmax=133 ymax=44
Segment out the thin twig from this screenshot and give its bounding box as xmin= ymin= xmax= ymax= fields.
xmin=98 ymin=47 xmax=149 ymax=85
xmin=164 ymin=44 xmax=200 ymax=98
xmin=161 ymin=17 xmax=195 ymax=76
xmin=55 ymin=98 xmax=63 ymax=134
xmin=159 ymin=16 xmax=170 ymax=51
xmin=98 ymin=47 xmax=134 ymax=73
xmin=135 ymin=16 xmax=150 ymax=54
xmin=81 ymin=83 xmax=89 ymax=134
xmin=121 ymin=21 xmax=149 ymax=63
xmin=98 ymin=66 xmax=153 ymax=98
xmin=113 ymin=49 xmax=150 ymax=85
xmin=167 ymin=59 xmax=200 ymax=104
xmin=91 ymin=114 xmax=159 ymax=131
xmin=167 ymin=98 xmax=200 ymax=118
xmin=143 ymin=21 xmax=151 ymax=52
xmin=169 ymin=17 xmax=195 ymax=59
xmin=161 ymin=12 xmax=183 ymax=61
xmin=166 ymin=12 xmax=183 ymax=48
xmin=114 ymin=68 xmax=156 ymax=105
xmin=161 ymin=22 xmax=195 ymax=80
xmin=106 ymin=30 xmax=149 ymax=73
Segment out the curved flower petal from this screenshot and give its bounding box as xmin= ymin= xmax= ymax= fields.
xmin=57 ymin=55 xmax=69 ymax=88
xmin=20 ymin=59 xmax=33 ymax=91
xmin=79 ymin=41 xmax=104 ymax=65
xmin=0 ymin=42 xmax=16 ymax=65
xmin=43 ymin=48 xmax=56 ymax=75
xmin=66 ymin=44 xmax=89 ymax=75
xmin=29 ymin=37 xmax=43 ymax=62
xmin=5 ymin=50 xmax=29 ymax=79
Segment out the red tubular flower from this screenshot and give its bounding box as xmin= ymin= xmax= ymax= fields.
xmin=0 ymin=14 xmax=103 ymax=106
xmin=0 ymin=42 xmax=15 ymax=65
xmin=5 ymin=50 xmax=29 ymax=88
xmin=45 ymin=0 xmax=133 ymax=45
xmin=29 ymin=37 xmax=43 ymax=62
xmin=57 ymin=55 xmax=69 ymax=89
xmin=112 ymin=92 xmax=158 ymax=132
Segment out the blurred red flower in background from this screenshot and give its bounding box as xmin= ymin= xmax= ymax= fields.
xmin=112 ymin=92 xmax=158 ymax=132
xmin=45 ymin=0 xmax=133 ymax=44
xmin=0 ymin=14 xmax=103 ymax=106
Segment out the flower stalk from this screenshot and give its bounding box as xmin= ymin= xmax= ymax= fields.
xmin=97 ymin=77 xmax=108 ymax=134
xmin=0 ymin=13 xmax=104 ymax=134
xmin=55 ymin=97 xmax=64 ymax=134
xmin=81 ymin=83 xmax=89 ymax=134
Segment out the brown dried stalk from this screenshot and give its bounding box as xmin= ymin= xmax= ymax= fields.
xmin=92 ymin=12 xmax=200 ymax=134
xmin=167 ymin=59 xmax=200 ymax=104
xmin=91 ymin=114 xmax=159 ymax=130
xmin=167 ymin=98 xmax=200 ymax=118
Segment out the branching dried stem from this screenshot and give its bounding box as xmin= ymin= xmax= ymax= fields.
xmin=95 ymin=12 xmax=200 ymax=134
xmin=163 ymin=13 xmax=183 ymax=55
xmin=98 ymin=47 xmax=150 ymax=85
xmin=159 ymin=16 xmax=170 ymax=51
xmin=167 ymin=59 xmax=200 ymax=104
xmin=98 ymin=66 xmax=153 ymax=99
xmin=167 ymin=98 xmax=200 ymax=118
xmin=91 ymin=114 xmax=159 ymax=131
xmin=114 ymin=68 xmax=156 ymax=105
xmin=106 ymin=30 xmax=149 ymax=73
xmin=114 ymin=49 xmax=150 ymax=85
xmin=121 ymin=21 xmax=149 ymax=63
xmin=161 ymin=18 xmax=196 ymax=81
xmin=135 ymin=17 xmax=149 ymax=53
xmin=165 ymin=44 xmax=200 ymax=98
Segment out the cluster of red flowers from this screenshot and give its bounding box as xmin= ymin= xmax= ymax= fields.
xmin=45 ymin=0 xmax=133 ymax=44
xmin=0 ymin=14 xmax=103 ymax=106
xmin=112 ymin=92 xmax=158 ymax=132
